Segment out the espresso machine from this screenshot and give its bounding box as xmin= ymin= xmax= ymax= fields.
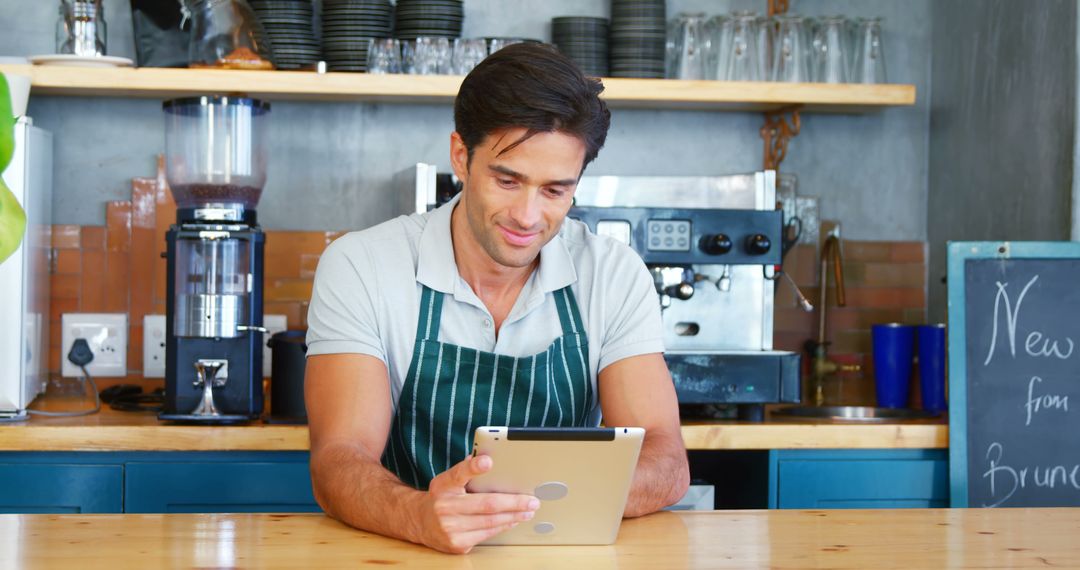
xmin=159 ymin=96 xmax=269 ymax=423
xmin=408 ymin=166 xmax=800 ymax=421
xmin=568 ymin=172 xmax=799 ymax=421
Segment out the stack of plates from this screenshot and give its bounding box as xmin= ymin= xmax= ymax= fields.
xmin=321 ymin=0 xmax=394 ymax=72
xmin=551 ymin=17 xmax=609 ymax=77
xmin=610 ymin=0 xmax=666 ymax=78
xmin=249 ymin=0 xmax=319 ymax=70
xmin=394 ymin=0 xmax=464 ymax=40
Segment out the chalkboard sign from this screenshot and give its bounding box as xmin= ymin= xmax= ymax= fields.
xmin=949 ymin=242 xmax=1080 ymax=507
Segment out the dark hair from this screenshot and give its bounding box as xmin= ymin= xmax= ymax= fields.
xmin=453 ymin=42 xmax=611 ymax=172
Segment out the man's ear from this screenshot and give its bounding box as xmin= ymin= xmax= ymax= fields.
xmin=449 ymin=132 xmax=470 ymax=182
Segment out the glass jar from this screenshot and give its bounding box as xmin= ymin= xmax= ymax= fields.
xmin=163 ymin=95 xmax=270 ymax=210
xmin=56 ymin=0 xmax=106 ymax=57
xmin=184 ymin=0 xmax=273 ymax=70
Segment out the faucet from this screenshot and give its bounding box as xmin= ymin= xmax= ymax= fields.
xmin=806 ymin=226 xmax=861 ymax=406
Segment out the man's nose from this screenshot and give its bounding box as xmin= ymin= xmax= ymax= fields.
xmin=507 ymin=189 xmax=543 ymax=230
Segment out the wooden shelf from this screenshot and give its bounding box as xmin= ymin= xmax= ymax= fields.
xmin=0 ymin=63 xmax=915 ymax=113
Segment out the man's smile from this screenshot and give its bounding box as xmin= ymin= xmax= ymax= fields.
xmin=497 ymin=224 xmax=541 ymax=247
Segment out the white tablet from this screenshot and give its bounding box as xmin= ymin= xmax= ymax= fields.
xmin=469 ymin=426 xmax=645 ymax=545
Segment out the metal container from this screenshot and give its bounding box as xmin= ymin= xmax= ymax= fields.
xmin=172 ymin=237 xmax=250 ymax=338
xmin=175 ymin=293 xmax=246 ymax=338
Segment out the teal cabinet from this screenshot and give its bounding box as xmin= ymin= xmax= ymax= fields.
xmin=769 ymin=449 xmax=949 ymax=509
xmin=0 ymin=452 xmax=320 ymax=514
xmin=0 ymin=449 xmax=948 ymax=513
xmin=126 ymin=459 xmax=320 ymax=513
xmin=0 ymin=463 xmax=123 ymax=513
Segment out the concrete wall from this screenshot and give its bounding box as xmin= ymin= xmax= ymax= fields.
xmin=1 ymin=0 xmax=931 ymax=240
xmin=926 ymin=0 xmax=1076 ymax=320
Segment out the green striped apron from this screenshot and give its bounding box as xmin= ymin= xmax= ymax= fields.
xmin=382 ymin=284 xmax=592 ymax=490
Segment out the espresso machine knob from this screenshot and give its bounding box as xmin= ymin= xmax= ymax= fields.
xmin=699 ymin=234 xmax=733 ymax=255
xmin=664 ymin=282 xmax=695 ymax=301
xmin=745 ymin=234 xmax=772 ymax=256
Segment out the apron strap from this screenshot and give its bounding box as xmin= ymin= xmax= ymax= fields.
xmin=553 ymin=286 xmax=586 ymax=337
xmin=415 ymin=285 xmax=445 ymax=342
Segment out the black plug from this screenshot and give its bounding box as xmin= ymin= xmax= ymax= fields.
xmin=68 ymin=338 xmax=95 ymax=367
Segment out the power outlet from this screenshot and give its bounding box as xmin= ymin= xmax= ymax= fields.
xmin=61 ymin=313 xmax=128 ymax=377
xmin=263 ymin=314 xmax=288 ymax=375
xmin=143 ymin=314 xmax=166 ymax=378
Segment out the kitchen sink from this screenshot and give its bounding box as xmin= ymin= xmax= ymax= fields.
xmin=770 ymin=405 xmax=941 ymax=422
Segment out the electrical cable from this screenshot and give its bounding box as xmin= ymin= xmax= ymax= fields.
xmin=108 ymin=389 xmax=164 ymax=413
xmin=26 ymin=366 xmax=102 ymax=417
xmin=26 ymin=338 xmax=102 ymax=417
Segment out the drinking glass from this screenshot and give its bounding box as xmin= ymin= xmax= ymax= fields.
xmin=754 ymin=14 xmax=772 ymax=82
xmin=452 ymin=38 xmax=488 ymax=75
xmin=726 ymin=11 xmax=761 ymax=81
xmin=667 ymin=13 xmax=707 ymax=80
xmin=488 ymin=38 xmax=522 ymax=53
xmin=771 ymin=14 xmax=811 ymax=82
xmin=851 ymin=17 xmax=887 ymax=83
xmin=401 ymin=40 xmax=417 ymax=74
xmin=705 ymin=15 xmax=734 ymax=80
xmin=410 ymin=36 xmax=451 ymax=75
xmin=813 ymin=16 xmax=849 ymax=83
xmin=366 ymin=38 xmax=401 ymax=74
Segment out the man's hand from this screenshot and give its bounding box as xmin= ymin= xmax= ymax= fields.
xmin=416 ymin=454 xmax=540 ymax=554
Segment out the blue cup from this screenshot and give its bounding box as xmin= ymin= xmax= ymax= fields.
xmin=917 ymin=324 xmax=947 ymax=412
xmin=872 ymin=323 xmax=915 ymax=408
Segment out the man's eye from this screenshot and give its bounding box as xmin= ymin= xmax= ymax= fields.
xmin=546 ymin=187 xmax=567 ymax=198
xmin=497 ymin=178 xmax=516 ymax=188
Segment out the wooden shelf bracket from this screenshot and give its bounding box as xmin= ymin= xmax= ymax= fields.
xmin=768 ymin=0 xmax=791 ymax=17
xmin=761 ymin=105 xmax=802 ymax=171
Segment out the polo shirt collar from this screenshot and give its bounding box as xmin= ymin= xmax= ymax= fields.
xmin=415 ymin=194 xmax=578 ymax=297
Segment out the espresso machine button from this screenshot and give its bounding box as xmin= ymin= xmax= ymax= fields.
xmin=745 ymin=234 xmax=772 ymax=255
xmin=699 ymin=234 xmax=733 ymax=255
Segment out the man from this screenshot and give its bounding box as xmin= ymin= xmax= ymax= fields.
xmin=305 ymin=43 xmax=689 ymax=554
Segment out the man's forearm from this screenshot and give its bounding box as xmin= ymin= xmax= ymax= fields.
xmin=310 ymin=441 xmax=427 ymax=543
xmin=623 ymin=430 xmax=691 ymax=518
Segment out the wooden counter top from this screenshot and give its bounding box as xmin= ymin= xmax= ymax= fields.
xmin=4 ymin=508 xmax=1076 ymax=568
xmin=0 ymin=406 xmax=947 ymax=452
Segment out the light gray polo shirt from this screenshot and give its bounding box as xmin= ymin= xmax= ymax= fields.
xmin=306 ymin=195 xmax=665 ymax=423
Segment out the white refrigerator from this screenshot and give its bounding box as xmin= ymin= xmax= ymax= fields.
xmin=0 ymin=117 xmax=53 ymax=419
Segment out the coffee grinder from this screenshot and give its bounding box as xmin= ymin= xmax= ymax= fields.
xmin=159 ymin=96 xmax=269 ymax=423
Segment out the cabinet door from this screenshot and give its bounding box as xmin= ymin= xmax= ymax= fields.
xmin=0 ymin=464 xmax=123 ymax=513
xmin=125 ymin=462 xmax=321 ymax=513
xmin=773 ymin=449 xmax=948 ymax=509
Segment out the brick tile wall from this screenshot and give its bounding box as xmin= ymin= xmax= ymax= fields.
xmin=46 ymin=159 xmax=342 ymax=378
xmin=775 ymin=241 xmax=929 ymax=406
xmin=46 ymin=160 xmax=931 ymax=402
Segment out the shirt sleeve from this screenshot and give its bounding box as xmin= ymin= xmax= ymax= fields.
xmin=597 ymin=245 xmax=665 ymax=371
xmin=305 ymin=235 xmax=386 ymax=361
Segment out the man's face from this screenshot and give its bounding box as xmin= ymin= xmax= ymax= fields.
xmin=450 ymin=128 xmax=587 ymax=269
